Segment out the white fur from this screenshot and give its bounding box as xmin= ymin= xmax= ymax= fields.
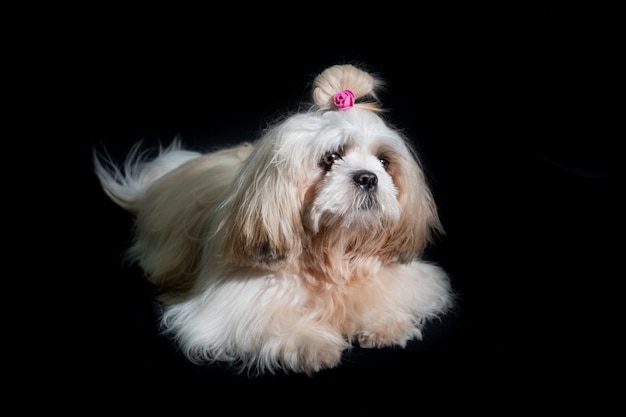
xmin=94 ymin=64 xmax=453 ymax=375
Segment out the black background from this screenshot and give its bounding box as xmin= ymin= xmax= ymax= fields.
xmin=25 ymin=2 xmax=621 ymax=404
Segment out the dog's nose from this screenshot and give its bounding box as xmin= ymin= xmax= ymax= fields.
xmin=352 ymin=170 xmax=378 ymax=191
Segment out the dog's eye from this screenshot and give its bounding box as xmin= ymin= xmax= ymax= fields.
xmin=379 ymin=158 xmax=389 ymax=170
xmin=321 ymin=152 xmax=342 ymax=171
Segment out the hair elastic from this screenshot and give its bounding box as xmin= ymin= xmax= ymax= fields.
xmin=333 ymin=90 xmax=355 ymax=110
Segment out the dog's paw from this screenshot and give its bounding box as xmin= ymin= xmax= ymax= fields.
xmin=291 ymin=345 xmax=344 ymax=375
xmin=356 ymin=320 xmax=421 ymax=349
xmin=275 ymin=330 xmax=349 ymax=375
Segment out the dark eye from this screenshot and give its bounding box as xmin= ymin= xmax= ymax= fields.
xmin=379 ymin=157 xmax=390 ymax=170
xmin=321 ymin=152 xmax=342 ymax=171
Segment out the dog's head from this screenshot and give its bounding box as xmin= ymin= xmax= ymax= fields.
xmin=218 ymin=65 xmax=443 ymax=273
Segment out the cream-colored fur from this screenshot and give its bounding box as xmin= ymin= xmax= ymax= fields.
xmin=94 ymin=64 xmax=453 ymax=375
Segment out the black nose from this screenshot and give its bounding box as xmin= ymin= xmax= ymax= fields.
xmin=352 ymin=170 xmax=378 ymax=191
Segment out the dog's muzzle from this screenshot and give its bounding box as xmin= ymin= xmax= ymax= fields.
xmin=352 ymin=170 xmax=378 ymax=210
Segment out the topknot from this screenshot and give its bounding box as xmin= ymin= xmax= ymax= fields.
xmin=312 ymin=64 xmax=384 ymax=112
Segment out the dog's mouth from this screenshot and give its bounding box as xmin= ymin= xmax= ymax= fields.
xmin=357 ymin=193 xmax=378 ymax=210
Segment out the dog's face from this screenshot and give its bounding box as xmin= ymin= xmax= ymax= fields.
xmin=220 ymin=108 xmax=442 ymax=271
xmin=302 ymin=112 xmax=404 ymax=234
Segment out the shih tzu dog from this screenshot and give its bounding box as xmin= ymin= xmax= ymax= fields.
xmin=94 ymin=64 xmax=453 ymax=375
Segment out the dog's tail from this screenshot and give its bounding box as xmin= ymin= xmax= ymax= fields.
xmin=93 ymin=139 xmax=201 ymax=213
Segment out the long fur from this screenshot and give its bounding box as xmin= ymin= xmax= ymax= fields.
xmin=94 ymin=64 xmax=453 ymax=375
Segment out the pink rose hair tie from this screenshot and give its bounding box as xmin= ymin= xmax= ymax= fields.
xmin=333 ymin=89 xmax=355 ymax=110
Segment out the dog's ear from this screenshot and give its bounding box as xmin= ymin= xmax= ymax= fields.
xmin=385 ymin=156 xmax=444 ymax=263
xmin=218 ymin=139 xmax=304 ymax=268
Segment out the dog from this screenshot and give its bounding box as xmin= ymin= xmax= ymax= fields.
xmin=94 ymin=64 xmax=453 ymax=375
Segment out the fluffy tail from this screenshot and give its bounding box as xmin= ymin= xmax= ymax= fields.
xmin=93 ymin=139 xmax=202 ymax=213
